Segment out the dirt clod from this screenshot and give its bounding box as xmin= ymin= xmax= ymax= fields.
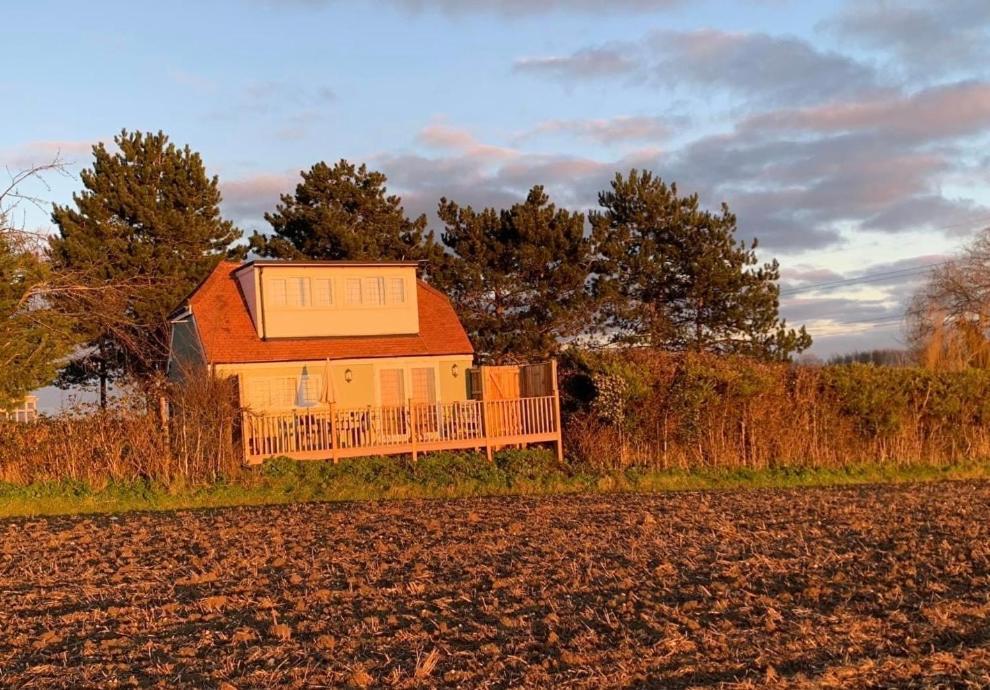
xmin=2 ymin=483 xmax=990 ymax=688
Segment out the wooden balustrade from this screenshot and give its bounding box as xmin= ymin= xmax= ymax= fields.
xmin=242 ymin=395 xmax=560 ymax=464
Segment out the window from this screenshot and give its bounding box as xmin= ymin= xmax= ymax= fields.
xmin=270 ymin=277 xmax=309 ymax=307
xmin=363 ymin=277 xmax=385 ymax=305
xmin=411 ymin=367 xmax=437 ymax=403
xmin=270 ymin=279 xmax=287 ymax=306
xmin=248 ymin=377 xmax=297 ymax=409
xmin=300 ymin=375 xmax=323 ymax=405
xmin=388 ymin=277 xmax=405 ymax=304
xmin=314 ymin=279 xmax=333 ymax=307
xmin=346 ymin=278 xmax=362 ymax=305
xmin=288 ymin=277 xmax=309 ymax=306
xmin=379 ymin=369 xmax=405 ymax=406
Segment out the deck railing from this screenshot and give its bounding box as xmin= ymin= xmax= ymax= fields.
xmin=242 ymin=395 xmax=561 ymax=464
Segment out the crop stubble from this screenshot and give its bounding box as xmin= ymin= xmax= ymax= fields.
xmin=2 ymin=482 xmax=990 ymax=688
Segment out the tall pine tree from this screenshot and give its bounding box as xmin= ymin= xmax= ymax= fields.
xmin=250 ymin=160 xmax=443 ymax=269
xmin=590 ymin=170 xmax=810 ymax=359
xmin=435 ymin=186 xmax=593 ymax=363
xmin=50 ymin=130 xmax=241 ymax=402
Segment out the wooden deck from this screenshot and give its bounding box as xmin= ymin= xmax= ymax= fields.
xmin=241 ymin=362 xmax=563 ymax=464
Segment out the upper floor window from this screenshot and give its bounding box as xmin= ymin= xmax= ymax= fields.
xmin=314 ymin=278 xmax=333 ymax=307
xmin=271 ymin=277 xmax=310 ymax=307
xmin=346 ymin=278 xmax=362 ymax=305
xmin=363 ymin=277 xmax=385 ymax=305
xmin=388 ymin=277 xmax=405 ymax=304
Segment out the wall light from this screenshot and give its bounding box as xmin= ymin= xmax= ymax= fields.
xmin=344 ymin=368 xmax=353 ymax=383
xmin=451 ymin=363 xmax=460 ymax=378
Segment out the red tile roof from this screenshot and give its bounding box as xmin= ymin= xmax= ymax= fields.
xmin=185 ymin=261 xmax=474 ymax=364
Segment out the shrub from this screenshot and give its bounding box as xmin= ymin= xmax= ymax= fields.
xmin=563 ymin=348 xmax=990 ymax=470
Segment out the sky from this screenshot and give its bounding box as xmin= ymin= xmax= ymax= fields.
xmin=4 ymin=0 xmax=990 ymax=386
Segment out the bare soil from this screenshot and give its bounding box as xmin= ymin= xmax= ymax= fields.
xmin=2 ymin=482 xmax=990 ymax=688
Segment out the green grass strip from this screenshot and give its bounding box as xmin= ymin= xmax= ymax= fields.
xmin=3 ymin=450 xmax=990 ymax=519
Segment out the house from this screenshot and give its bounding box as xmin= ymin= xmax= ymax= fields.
xmin=168 ymin=260 xmax=474 ymax=411
xmin=168 ymin=260 xmax=562 ymax=464
xmin=1 ymin=395 xmax=38 ymax=423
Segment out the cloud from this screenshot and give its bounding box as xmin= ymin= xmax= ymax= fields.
xmin=647 ymin=29 xmax=880 ymax=105
xmin=742 ymin=81 xmax=990 ymax=141
xmin=376 ymin=123 xmax=663 ymax=222
xmin=779 ymin=255 xmax=951 ymax=354
xmin=271 ymin=0 xmax=683 ymax=15
xmin=220 ymin=173 xmax=294 ymax=227
xmin=395 ymin=0 xmax=682 ymax=13
xmin=519 ymin=116 xmax=671 ymax=145
xmin=513 ymin=47 xmax=638 ymax=81
xmin=658 ymin=78 xmax=990 ymax=248
xmin=515 ymin=29 xmax=881 ymax=106
xmin=2 ymin=140 xmax=95 ymax=170
xmin=829 ymin=0 xmax=990 ymax=78
xmin=416 ymin=123 xmax=516 ymax=160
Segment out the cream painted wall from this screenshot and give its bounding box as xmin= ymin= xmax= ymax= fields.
xmin=216 ymin=354 xmax=474 ymax=413
xmin=245 ymin=264 xmax=420 ymax=339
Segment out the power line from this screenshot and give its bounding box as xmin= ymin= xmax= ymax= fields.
xmin=780 ymin=262 xmax=947 ymax=296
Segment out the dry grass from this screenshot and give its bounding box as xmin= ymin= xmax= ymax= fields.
xmin=565 ymin=351 xmax=990 ymax=471
xmin=0 ymin=375 xmax=241 ymax=486
xmin=2 ymin=482 xmax=990 ymax=688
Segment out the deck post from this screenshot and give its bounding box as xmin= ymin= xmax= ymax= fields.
xmin=329 ymin=403 xmax=339 ymax=464
xmin=241 ymin=411 xmax=251 ymax=465
xmin=551 ymin=359 xmax=564 ymax=465
xmin=480 ymin=370 xmax=493 ymax=462
xmin=409 ymin=398 xmax=418 ymax=463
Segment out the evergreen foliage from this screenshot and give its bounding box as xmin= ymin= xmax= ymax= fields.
xmin=49 ymin=130 xmax=241 ymax=398
xmin=590 ymin=170 xmax=810 ymax=359
xmin=0 ymin=231 xmax=74 ymax=409
xmin=435 ymin=186 xmax=593 ymax=362
xmin=249 ymin=160 xmax=444 ymax=268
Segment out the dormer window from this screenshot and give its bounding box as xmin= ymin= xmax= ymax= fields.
xmin=314 ymin=278 xmax=333 ymax=307
xmin=388 ymin=277 xmax=405 ymax=304
xmin=363 ymin=277 xmax=385 ymax=305
xmin=346 ymin=278 xmax=362 ymax=305
xmin=271 ymin=277 xmax=310 ymax=307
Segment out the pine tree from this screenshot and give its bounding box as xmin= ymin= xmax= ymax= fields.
xmin=250 ymin=160 xmax=444 ymax=269
xmin=0 ymin=231 xmax=74 ymax=410
xmin=435 ymin=186 xmax=593 ymax=362
xmin=590 ymin=170 xmax=810 ymax=360
xmin=49 ymin=130 xmax=241 ymax=402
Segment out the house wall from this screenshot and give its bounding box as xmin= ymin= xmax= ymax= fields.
xmin=167 ymin=316 xmax=206 ymax=381
xmin=247 ymin=264 xmax=420 ymax=339
xmin=235 ymin=267 xmax=261 ymax=337
xmin=216 ymin=354 xmax=473 ymax=412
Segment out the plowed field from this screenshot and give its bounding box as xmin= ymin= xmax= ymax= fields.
xmin=3 ymin=482 xmax=990 ymax=688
